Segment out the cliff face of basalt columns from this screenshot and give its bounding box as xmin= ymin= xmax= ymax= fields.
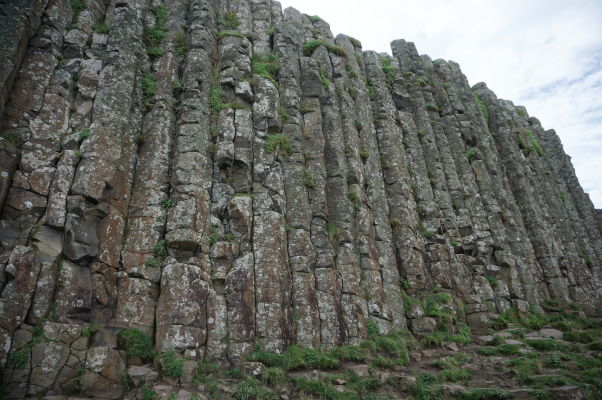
xmin=0 ymin=0 xmax=601 ymax=397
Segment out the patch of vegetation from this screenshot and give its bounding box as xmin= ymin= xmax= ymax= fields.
xmin=118 ymin=329 xmax=155 ymax=360
xmin=380 ymin=57 xmax=395 ymax=84
xmin=264 ymin=133 xmax=293 ymax=155
xmin=175 ymin=32 xmax=187 ymax=56
xmin=161 ymin=198 xmax=174 ymax=208
xmin=346 ymin=65 xmax=358 ymax=79
xmin=278 ymin=107 xmax=288 ymax=123
xmin=81 ymin=323 xmax=100 ymax=337
xmin=440 ymin=367 xmax=470 ymax=382
xmin=366 ymin=78 xmax=376 ymax=100
xmin=77 ymin=128 xmax=90 ymax=142
xmin=220 ymin=11 xmax=240 ymax=29
xmin=486 ymin=276 xmax=498 ymax=288
xmin=326 ymin=222 xmax=340 ymax=244
xmin=251 ymin=52 xmax=281 ymax=83
xmin=159 ymin=351 xmax=184 ymax=379
xmin=422 ymin=325 xmax=471 ymax=347
xmin=293 ymin=377 xmax=345 ymax=400
xmin=93 ymin=21 xmax=110 ymax=34
xmin=359 ymin=149 xmax=369 ymax=160
xmin=527 ymin=129 xmax=544 ymax=156
xmin=146 ymin=239 xmax=167 ymax=267
xmin=142 ymin=385 xmax=157 ymax=400
xmin=260 ymin=367 xmax=285 ymax=386
xmin=458 ymin=388 xmax=511 ymax=400
xmin=319 ymin=67 xmax=331 ymax=89
xmin=348 ymin=86 xmax=358 ymax=99
xmin=7 ymin=323 xmax=52 ymax=368
xmin=464 ymin=147 xmax=478 ymax=160
xmin=303 ymin=168 xmax=316 ymax=189
xmin=141 ymin=73 xmax=157 ymax=108
xmin=390 ymin=218 xmax=401 ymax=229
xmin=209 ymin=83 xmax=227 ymax=113
xmin=473 ymin=93 xmax=490 ymax=122
xmin=302 ymin=39 xmax=347 ymax=57
xmin=425 ymin=103 xmax=439 ymax=111
xmin=491 ymin=308 xmax=547 ymax=331
xmin=306 ymin=14 xmax=322 ymax=23
xmin=219 ymin=30 xmax=245 ymax=38
xmin=120 ymin=371 xmax=134 ymax=392
xmin=380 ymin=156 xmax=389 ymax=169
xmin=300 ymin=106 xmax=317 ymax=114
xmin=525 ymin=338 xmax=570 ymax=352
xmin=208 ymin=227 xmax=237 ymax=245
xmin=71 ymin=0 xmax=86 ymax=15
xmin=348 ymin=36 xmax=362 ymax=48
xmin=143 ymin=6 xmax=169 ymax=60
xmin=249 ymin=344 xmax=340 ymax=371
xmin=476 ymin=343 xmax=522 ymax=356
xmin=517 ymin=108 xmax=526 ymax=117
xmin=1 ymin=131 xmax=25 ymax=148
xmin=407 ymin=372 xmax=443 ymax=400
xmin=418 ymin=224 xmax=433 ymax=238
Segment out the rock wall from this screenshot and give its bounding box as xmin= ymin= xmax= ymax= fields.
xmin=0 ymin=0 xmax=600 ymax=397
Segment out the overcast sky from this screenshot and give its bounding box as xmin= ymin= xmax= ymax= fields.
xmin=279 ymin=0 xmax=602 ymax=208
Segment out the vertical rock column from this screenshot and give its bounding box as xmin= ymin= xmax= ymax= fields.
xmin=275 ymin=8 xmax=322 ymax=349
xmin=154 ymin=0 xmax=217 ymax=359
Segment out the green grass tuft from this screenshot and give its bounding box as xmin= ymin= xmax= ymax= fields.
xmin=303 ymin=39 xmax=347 ymax=57
xmin=1 ymin=131 xmax=25 ymax=148
xmin=220 ymin=11 xmax=240 ymax=29
xmin=118 ymin=329 xmax=155 ymax=360
xmin=159 ymin=351 xmax=184 ymax=379
xmin=264 ymin=134 xmax=293 ymax=155
xmin=252 ymin=52 xmax=281 ymax=83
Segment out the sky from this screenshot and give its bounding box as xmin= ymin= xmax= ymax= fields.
xmin=279 ymin=0 xmax=602 ymax=208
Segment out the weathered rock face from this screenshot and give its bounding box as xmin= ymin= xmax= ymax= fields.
xmin=0 ymin=0 xmax=600 ymax=397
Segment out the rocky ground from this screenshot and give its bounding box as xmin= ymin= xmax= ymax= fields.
xmin=32 ymin=306 xmax=602 ymax=400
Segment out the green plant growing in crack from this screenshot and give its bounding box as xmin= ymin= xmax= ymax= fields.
xmin=70 ymin=0 xmax=86 ymax=16
xmin=77 ymin=128 xmax=90 ymax=142
xmin=1 ymin=131 xmax=25 ymax=148
xmin=175 ymin=32 xmax=187 ymax=56
xmin=93 ymin=21 xmax=110 ymax=34
xmin=264 ymin=134 xmax=293 ymax=155
xmin=380 ymin=57 xmax=395 ymax=83
xmin=161 ymin=198 xmax=174 ymax=208
xmin=159 ymin=351 xmax=184 ymax=379
xmin=464 ymin=148 xmax=478 ymax=160
xmin=144 ymin=5 xmax=169 ymax=60
xmin=319 ymin=68 xmax=330 ymax=89
xmin=303 ymin=39 xmax=346 ymax=57
xmin=303 ymin=168 xmax=316 ymax=189
xmin=473 ymin=92 xmax=490 ymax=122
xmin=141 ymin=73 xmax=157 ymax=110
xmin=7 ymin=322 xmax=52 ymax=368
xmin=527 ymin=129 xmax=544 ymax=156
xmin=251 ymin=52 xmax=281 ymax=84
xmin=220 ymin=11 xmax=240 ymax=29
xmin=118 ymin=328 xmax=155 ymax=360
xmin=348 ymin=191 xmax=361 ymax=211
xmin=326 ymin=222 xmax=340 ymax=244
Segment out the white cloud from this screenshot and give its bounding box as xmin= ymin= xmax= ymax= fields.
xmin=279 ymin=0 xmax=602 ymax=207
